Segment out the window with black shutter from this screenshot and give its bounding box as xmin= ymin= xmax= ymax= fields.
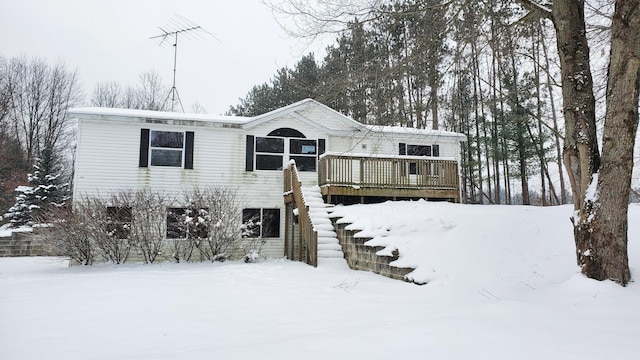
xmin=139 ymin=129 xmax=194 ymax=169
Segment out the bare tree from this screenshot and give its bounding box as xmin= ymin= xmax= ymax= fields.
xmin=5 ymin=56 xmax=82 ymax=165
xmin=190 ymin=101 xmax=208 ymax=114
xmin=264 ymin=0 xmax=383 ymax=39
xmin=0 ymin=56 xmax=12 ymax=125
xmin=89 ymin=70 xmax=169 ymax=111
xmin=90 ymin=81 xmax=124 ymax=107
xmin=136 ymin=70 xmax=169 ymax=111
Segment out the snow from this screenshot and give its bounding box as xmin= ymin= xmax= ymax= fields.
xmin=365 ymin=124 xmax=467 ymax=141
xmin=68 ymin=107 xmax=251 ymax=124
xmin=2 ymin=203 xmax=640 ymax=360
xmin=321 ymin=151 xmax=457 ymax=162
xmin=585 ymin=173 xmax=599 ymax=201
xmin=0 ymin=224 xmax=32 ymax=237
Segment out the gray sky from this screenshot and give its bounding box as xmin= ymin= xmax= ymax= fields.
xmin=0 ymin=0 xmax=321 ymax=115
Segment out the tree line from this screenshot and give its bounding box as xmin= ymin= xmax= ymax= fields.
xmin=228 ymin=0 xmax=595 ymax=206
xmin=253 ymin=0 xmax=639 ymax=285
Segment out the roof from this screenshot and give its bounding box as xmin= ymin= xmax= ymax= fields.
xmin=366 ymin=125 xmax=467 ymax=141
xmin=68 ymin=99 xmax=466 ymax=141
xmin=67 ymin=107 xmax=251 ymax=125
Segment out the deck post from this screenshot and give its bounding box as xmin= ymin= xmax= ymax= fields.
xmin=284 ymin=203 xmax=289 ymax=258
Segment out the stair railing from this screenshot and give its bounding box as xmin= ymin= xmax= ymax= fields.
xmin=284 ymin=161 xmax=318 ymax=267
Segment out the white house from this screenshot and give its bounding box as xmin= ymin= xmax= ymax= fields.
xmin=68 ymin=99 xmax=466 ymax=259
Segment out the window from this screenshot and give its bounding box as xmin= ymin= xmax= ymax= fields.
xmin=139 ymin=129 xmax=194 ymax=169
xmin=399 ymin=143 xmax=440 ymax=175
xmin=166 ymin=208 xmax=187 ymax=239
xmin=407 ymin=144 xmax=432 ymax=157
xmin=106 ymin=207 xmax=132 ymax=239
xmin=290 ymin=139 xmax=317 ymax=172
xmin=166 ymin=207 xmax=209 ymax=239
xmin=150 ymin=131 xmax=184 ymax=167
xmin=255 ymin=137 xmax=284 ymax=170
xmin=242 ymin=208 xmax=280 ymax=238
xmin=246 ymin=131 xmax=324 ymax=172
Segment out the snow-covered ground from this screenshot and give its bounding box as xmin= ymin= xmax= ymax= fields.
xmin=1 ymin=202 xmax=639 ymax=360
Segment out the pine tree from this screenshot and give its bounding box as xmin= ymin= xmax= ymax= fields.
xmin=5 ymin=185 xmax=35 ymax=227
xmin=4 ymin=147 xmax=69 ymax=227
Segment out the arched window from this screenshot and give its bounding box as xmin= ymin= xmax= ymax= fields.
xmin=246 ymin=128 xmax=325 ymax=172
xmin=267 ymin=128 xmax=306 ymax=138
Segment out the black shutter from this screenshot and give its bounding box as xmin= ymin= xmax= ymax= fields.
xmin=426 ymin=146 xmax=432 ymax=157
xmin=318 ymin=138 xmax=326 ymax=158
xmin=139 ymin=128 xmax=150 ymax=167
xmin=246 ymin=135 xmax=254 ymax=171
xmin=432 ymin=144 xmax=440 ymax=157
xmin=399 ymin=143 xmax=406 ymax=155
xmin=185 ymin=131 xmax=194 ymax=169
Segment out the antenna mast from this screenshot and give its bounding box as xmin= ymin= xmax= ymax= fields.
xmin=150 ymin=15 xmax=212 ymax=112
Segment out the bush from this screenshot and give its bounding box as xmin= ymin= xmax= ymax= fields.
xmin=41 ymin=207 xmax=95 ymax=265
xmin=42 ymin=187 xmax=266 ymax=265
xmin=174 ymin=187 xmax=245 ymax=262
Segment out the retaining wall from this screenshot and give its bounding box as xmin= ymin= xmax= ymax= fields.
xmin=0 ymin=232 xmax=59 ymax=257
xmin=332 ymin=220 xmax=415 ymax=282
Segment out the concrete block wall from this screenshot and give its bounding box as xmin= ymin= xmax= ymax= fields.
xmin=332 ymin=220 xmax=415 ymax=282
xmin=0 ymin=232 xmax=57 ymax=257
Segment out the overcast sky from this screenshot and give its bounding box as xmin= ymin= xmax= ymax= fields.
xmin=0 ymin=0 xmax=324 ymax=115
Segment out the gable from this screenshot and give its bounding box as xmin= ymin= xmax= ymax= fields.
xmin=243 ymin=99 xmax=364 ymax=135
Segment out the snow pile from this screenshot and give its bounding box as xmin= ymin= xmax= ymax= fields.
xmin=331 ymin=200 xmax=602 ymax=287
xmin=1 ymin=203 xmax=639 ymax=360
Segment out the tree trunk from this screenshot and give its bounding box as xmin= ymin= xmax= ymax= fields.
xmin=573 ymin=0 xmax=638 ymax=285
xmin=552 ymin=0 xmax=600 ymax=209
xmin=547 ymin=0 xmax=639 ymax=285
xmin=541 ymin=28 xmax=568 ymax=204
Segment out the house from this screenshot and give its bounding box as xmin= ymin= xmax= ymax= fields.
xmin=68 ymin=99 xmax=466 ymax=260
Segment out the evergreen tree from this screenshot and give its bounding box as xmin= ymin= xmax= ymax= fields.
xmin=4 ymin=147 xmax=69 ymax=227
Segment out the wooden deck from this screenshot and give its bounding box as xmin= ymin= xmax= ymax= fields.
xmin=282 ymin=155 xmax=461 ymax=264
xmin=317 ymin=154 xmax=460 ymax=203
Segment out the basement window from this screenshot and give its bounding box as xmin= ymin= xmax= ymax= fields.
xmin=166 ymin=207 xmax=209 ymax=239
xmin=242 ymin=208 xmax=280 ymax=238
xmin=105 ymin=207 xmax=132 ymax=239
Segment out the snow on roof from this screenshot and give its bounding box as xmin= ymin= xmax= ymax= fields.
xmin=68 ymin=102 xmax=466 ymax=141
xmin=366 ymin=124 xmax=467 ymax=140
xmin=67 ymin=107 xmax=252 ymax=124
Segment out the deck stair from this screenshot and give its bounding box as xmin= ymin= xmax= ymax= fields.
xmin=300 ymin=186 xmax=347 ymax=266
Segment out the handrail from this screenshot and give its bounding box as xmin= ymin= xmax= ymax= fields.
xmin=283 ymin=161 xmax=318 ymax=267
xmin=318 ymin=154 xmax=459 ymax=190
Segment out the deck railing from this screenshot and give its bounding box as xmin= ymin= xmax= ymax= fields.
xmin=318 ymin=154 xmax=459 ymax=190
xmin=283 ymin=162 xmax=318 ymax=267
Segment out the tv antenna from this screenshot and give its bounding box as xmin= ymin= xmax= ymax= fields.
xmin=150 ymin=15 xmax=216 ymax=112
